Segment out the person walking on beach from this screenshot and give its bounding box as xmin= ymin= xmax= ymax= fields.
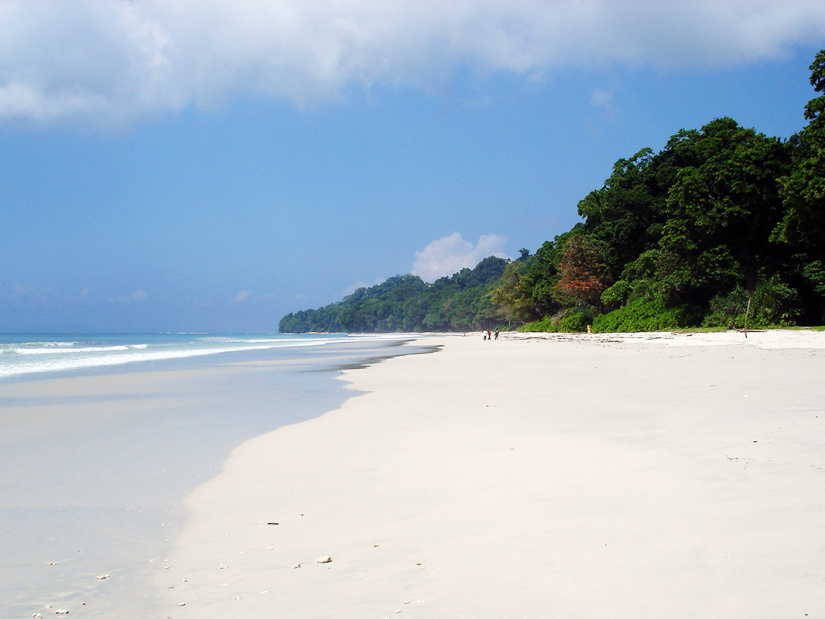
xmin=494 ymin=330 xmax=500 ymax=340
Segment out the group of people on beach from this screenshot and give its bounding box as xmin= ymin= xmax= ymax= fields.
xmin=483 ymin=330 xmax=500 ymax=341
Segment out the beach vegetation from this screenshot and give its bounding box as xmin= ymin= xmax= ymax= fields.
xmin=279 ymin=257 xmax=509 ymax=332
xmin=702 ymin=275 xmax=801 ymax=329
xmin=557 ymin=307 xmax=597 ymax=332
xmin=490 ymin=50 xmax=825 ymax=332
xmin=280 ymin=50 xmax=825 ymax=333
xmin=517 ymin=315 xmax=557 ymax=332
xmin=517 ymin=306 xmax=597 ymax=333
xmin=774 ymin=50 xmax=825 ymax=258
xmin=591 ymin=299 xmax=702 ymax=333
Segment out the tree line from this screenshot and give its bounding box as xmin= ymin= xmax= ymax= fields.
xmin=278 ymin=257 xmax=509 ymax=333
xmin=280 ymin=50 xmax=825 ymax=333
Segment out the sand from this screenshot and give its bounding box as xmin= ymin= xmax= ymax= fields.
xmin=1 ymin=339 xmax=412 ymax=618
xmin=155 ymin=330 xmax=825 ymax=618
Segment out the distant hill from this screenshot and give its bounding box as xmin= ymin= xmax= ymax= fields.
xmin=279 ymin=256 xmax=509 ymax=333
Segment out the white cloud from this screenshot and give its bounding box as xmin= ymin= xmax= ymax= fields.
xmin=1 ymin=0 xmax=824 ymax=127
xmin=233 ymin=290 xmax=252 ymax=302
xmin=132 ymin=289 xmax=148 ymax=301
xmin=412 ymin=232 xmax=509 ymax=282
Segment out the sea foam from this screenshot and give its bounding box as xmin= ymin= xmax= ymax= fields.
xmin=0 ymin=334 xmax=382 ymax=380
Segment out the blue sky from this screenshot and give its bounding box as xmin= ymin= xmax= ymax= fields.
xmin=2 ymin=1 xmax=825 ymax=333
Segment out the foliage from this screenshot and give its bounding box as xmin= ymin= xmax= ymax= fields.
xmin=662 ymin=117 xmax=790 ymax=299
xmin=283 ymin=50 xmax=825 ymax=333
xmin=500 ymin=50 xmax=825 ymax=332
xmin=279 ymin=257 xmax=509 ymax=333
xmin=517 ymin=315 xmax=557 ymax=332
xmin=600 ymin=279 xmax=632 ymax=309
xmin=775 ymin=51 xmax=825 ymax=256
xmin=556 ymin=307 xmax=597 ymax=332
xmin=591 ymin=298 xmax=702 ymax=332
xmin=517 ymin=307 xmax=596 ymax=333
xmin=488 ymin=260 xmax=534 ymax=322
xmin=702 ymin=275 xmax=800 ymax=329
xmin=490 ymin=238 xmax=566 ymax=321
xmin=554 ymin=236 xmax=609 ymax=306
xmin=576 ymin=147 xmax=665 ymax=279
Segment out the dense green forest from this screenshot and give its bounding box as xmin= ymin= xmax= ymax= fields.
xmin=280 ymin=50 xmax=825 ymax=334
xmin=278 ymin=256 xmax=509 ymax=333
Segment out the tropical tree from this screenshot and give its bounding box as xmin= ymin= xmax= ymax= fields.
xmin=776 ymin=50 xmax=825 ymax=258
xmin=555 ymin=235 xmax=609 ymax=306
xmin=661 ymin=118 xmax=790 ymax=299
xmin=577 ymin=147 xmax=662 ymax=278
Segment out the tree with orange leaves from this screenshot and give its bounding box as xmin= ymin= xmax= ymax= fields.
xmin=555 ymin=236 xmax=609 ymax=306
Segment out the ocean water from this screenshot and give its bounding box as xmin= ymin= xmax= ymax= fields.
xmin=0 ymin=332 xmax=402 ymax=380
xmin=0 ymin=333 xmax=428 ymax=618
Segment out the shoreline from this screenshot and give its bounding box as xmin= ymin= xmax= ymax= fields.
xmin=155 ymin=330 xmax=825 ymax=617
xmin=0 ymin=336 xmax=423 ymax=619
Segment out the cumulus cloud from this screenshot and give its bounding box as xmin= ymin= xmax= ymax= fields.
xmin=1 ymin=0 xmax=824 ymax=127
xmin=412 ymin=232 xmax=509 ymax=282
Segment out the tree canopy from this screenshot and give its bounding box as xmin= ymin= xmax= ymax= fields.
xmin=493 ymin=105 xmax=823 ymax=331
xmin=279 ymin=257 xmax=509 ymax=333
xmin=280 ymin=50 xmax=825 ymax=333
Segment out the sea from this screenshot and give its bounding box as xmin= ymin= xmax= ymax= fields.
xmin=0 ymin=333 xmax=429 ymax=618
xmin=0 ymin=332 xmax=412 ymax=380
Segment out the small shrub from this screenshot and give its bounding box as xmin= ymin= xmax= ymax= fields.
xmin=703 ymin=276 xmax=800 ymax=329
xmin=591 ymin=298 xmax=701 ymax=332
xmin=518 ymin=306 xmax=596 ymax=333
xmin=600 ymin=280 xmax=632 ymax=308
xmin=703 ymin=286 xmax=750 ymax=329
xmin=556 ymin=307 xmax=596 ymax=332
xmin=518 ymin=315 xmax=557 ymax=332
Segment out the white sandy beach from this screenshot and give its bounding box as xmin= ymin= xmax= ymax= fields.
xmin=155 ymin=330 xmax=825 ymax=618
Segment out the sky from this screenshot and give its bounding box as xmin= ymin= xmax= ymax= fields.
xmin=2 ymin=1 xmax=825 ymax=333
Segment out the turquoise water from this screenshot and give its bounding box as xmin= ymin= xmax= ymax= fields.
xmin=0 ymin=333 xmax=427 ymax=618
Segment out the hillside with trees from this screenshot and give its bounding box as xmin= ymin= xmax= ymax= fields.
xmin=280 ymin=50 xmax=825 ymax=334
xmin=278 ymin=256 xmax=509 ymax=333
